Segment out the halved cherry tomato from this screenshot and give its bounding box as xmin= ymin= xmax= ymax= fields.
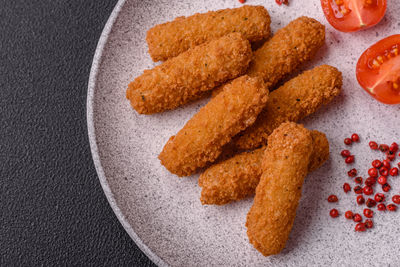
xmin=356 ymin=35 xmax=400 ymax=104
xmin=321 ymin=0 xmax=386 ymax=32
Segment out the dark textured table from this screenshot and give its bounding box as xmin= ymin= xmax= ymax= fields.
xmin=0 ymin=1 xmax=155 ymax=266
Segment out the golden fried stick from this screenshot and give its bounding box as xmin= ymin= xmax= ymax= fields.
xmin=211 ymin=16 xmax=325 ymax=97
xmin=159 ymin=75 xmax=269 ymax=177
xmin=126 ymin=33 xmax=252 ymax=114
xmin=199 ymin=130 xmax=328 ymax=205
xmin=247 ymin=16 xmax=325 ymax=84
xmin=246 ymin=122 xmax=313 ymax=256
xmin=146 ymin=6 xmax=271 ymax=62
xmin=234 ymin=64 xmax=342 ymax=150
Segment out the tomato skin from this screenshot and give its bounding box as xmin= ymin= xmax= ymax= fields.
xmin=356 ymin=35 xmax=400 ymax=105
xmin=321 ymin=0 xmax=387 ymax=33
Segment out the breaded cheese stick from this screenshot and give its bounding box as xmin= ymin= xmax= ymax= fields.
xmin=126 ymin=33 xmax=252 ymax=114
xmin=211 ymin=16 xmax=325 ymax=97
xmin=234 ymin=64 xmax=342 ymax=150
xmin=146 ymin=6 xmax=271 ymax=62
xmin=247 ymin=16 xmax=325 ymax=84
xmin=159 ymin=75 xmax=269 ymax=177
xmin=246 ymin=122 xmax=313 ymax=256
xmin=199 ymin=130 xmax=328 ymax=205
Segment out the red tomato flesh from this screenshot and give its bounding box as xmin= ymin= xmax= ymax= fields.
xmin=356 ymin=35 xmax=400 ymax=104
xmin=321 ymin=0 xmax=386 ymax=32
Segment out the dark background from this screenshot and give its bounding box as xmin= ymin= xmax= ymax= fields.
xmin=0 ymin=1 xmax=154 ymax=266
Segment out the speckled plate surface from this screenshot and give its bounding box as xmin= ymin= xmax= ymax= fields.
xmin=87 ymin=0 xmax=400 ymax=266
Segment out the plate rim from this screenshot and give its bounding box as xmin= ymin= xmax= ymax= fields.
xmin=86 ymin=0 xmax=167 ymax=266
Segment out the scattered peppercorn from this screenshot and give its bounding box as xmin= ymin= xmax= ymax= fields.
xmin=348 ymin=168 xmax=357 ymax=177
xmin=344 ymin=138 xmax=352 ymax=145
xmin=354 ymin=177 xmax=363 ymax=184
xmin=365 ymin=177 xmax=376 ymax=186
xmin=275 ymin=0 xmax=289 ymax=5
xmin=351 ymin=133 xmax=360 ymax=142
xmin=390 ymin=142 xmax=398 ymax=153
xmin=345 ymin=210 xmax=353 ymax=219
xmin=390 ymin=167 xmax=399 ymax=176
xmin=341 ymin=149 xmax=351 ymax=157
xmin=386 ymin=151 xmax=395 ymax=161
xmin=392 ymin=195 xmax=400 ymax=204
xmin=378 ymin=176 xmax=387 ymax=185
xmin=369 ymin=141 xmax=378 ymax=150
xmin=366 ymin=198 xmax=377 ymax=208
xmin=374 ymin=193 xmax=385 ymax=202
xmin=379 ymin=167 xmax=389 ymax=176
xmin=336 ymin=137 xmax=400 ymax=233
xmin=345 ymin=155 xmax=355 ymax=164
xmin=382 ymin=183 xmax=391 ymax=192
xmin=368 ymin=168 xmax=378 ymax=178
xmin=387 ymin=204 xmax=397 ymax=211
xmin=379 ymin=144 xmax=389 ymax=152
xmin=363 ymin=208 xmax=373 ymax=218
xmin=343 ymin=183 xmax=351 ymax=193
xmin=354 ymin=186 xmax=363 ymax=194
xmin=363 ymin=186 xmax=373 ymax=195
xmin=365 ymin=219 xmax=373 ymax=229
xmin=353 ymin=213 xmax=362 ymax=222
xmin=328 ymin=195 xmax=338 ymax=203
xmin=377 ymin=203 xmax=386 ymax=211
xmin=330 ymin=209 xmax=339 ymax=218
xmin=356 ymin=195 xmax=365 ymax=205
xmin=372 ymin=159 xmax=382 ymax=168
xmin=355 ymin=223 xmax=366 ymax=232
xmin=382 ymin=159 xmax=391 ymax=169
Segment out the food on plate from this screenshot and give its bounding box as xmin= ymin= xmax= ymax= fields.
xmin=246 ymin=122 xmax=314 ymax=256
xmin=199 ymin=130 xmax=329 ymax=205
xmin=212 ymin=16 xmax=325 ymax=97
xmin=329 ymin=136 xmax=400 ymax=232
xmin=321 ymin=0 xmax=386 ymax=32
xmin=275 ymin=0 xmax=289 ymax=6
xmin=126 ymin=33 xmax=252 ymax=114
xmin=234 ymin=64 xmax=342 ymax=150
xmin=146 ymin=5 xmax=271 ymax=62
xmin=159 ymin=75 xmax=269 ymax=177
xmin=356 ymin=34 xmax=400 ymax=104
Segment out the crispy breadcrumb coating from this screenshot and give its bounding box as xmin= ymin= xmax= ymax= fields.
xmin=126 ymin=33 xmax=252 ymax=114
xmin=234 ymin=64 xmax=342 ymax=150
xmin=199 ymin=130 xmax=328 ymax=205
xmin=247 ymin=16 xmax=325 ymax=84
xmin=211 ymin=16 xmax=325 ymax=97
xmin=146 ymin=5 xmax=271 ymax=62
xmin=246 ymin=122 xmax=313 ymax=256
xmin=158 ymin=76 xmax=269 ymax=177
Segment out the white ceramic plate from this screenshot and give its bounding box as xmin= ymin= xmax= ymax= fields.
xmin=87 ymin=0 xmax=400 ymax=266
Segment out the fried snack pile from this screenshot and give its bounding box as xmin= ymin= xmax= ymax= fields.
xmin=246 ymin=122 xmax=313 ymax=256
xmin=199 ymin=130 xmax=329 ymax=205
xmin=146 ymin=5 xmax=271 ymax=62
xmin=127 ymin=33 xmax=252 ymax=114
xmin=211 ymin=16 xmax=326 ymax=97
xmin=125 ymin=5 xmax=343 ymax=257
xmin=159 ymin=75 xmax=269 ymax=176
xmin=234 ymin=64 xmax=342 ymax=150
